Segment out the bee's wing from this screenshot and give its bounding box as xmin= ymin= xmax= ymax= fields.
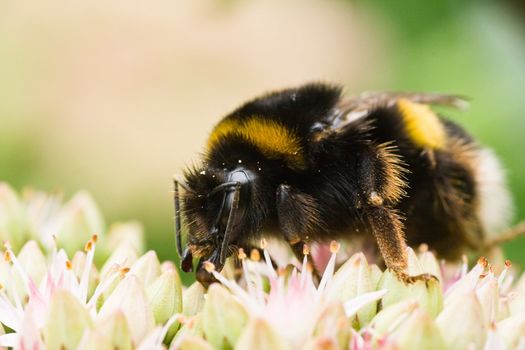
xmin=327 ymin=92 xmax=469 ymax=132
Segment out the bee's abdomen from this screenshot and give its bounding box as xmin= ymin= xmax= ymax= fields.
xmin=472 ymin=147 xmax=513 ymax=238
xmin=368 ymin=101 xmax=495 ymax=258
xmin=396 ymin=99 xmax=448 ymax=150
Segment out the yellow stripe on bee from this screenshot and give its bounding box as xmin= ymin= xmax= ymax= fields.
xmin=207 ymin=118 xmax=305 ymax=169
xmin=397 ymin=98 xmax=446 ymax=149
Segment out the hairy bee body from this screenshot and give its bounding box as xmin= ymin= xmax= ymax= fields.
xmin=178 ymin=83 xmax=512 ymax=284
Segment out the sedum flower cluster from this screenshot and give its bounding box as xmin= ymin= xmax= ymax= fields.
xmin=1 ymin=182 xmax=525 ymax=349
xmin=0 ymin=183 xmax=145 ymax=260
xmin=182 ymin=243 xmax=525 ymax=350
xmin=0 ymin=236 xmax=182 ymax=349
xmin=0 ymin=183 xmax=180 ymax=349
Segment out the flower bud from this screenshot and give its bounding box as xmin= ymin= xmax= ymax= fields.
xmin=105 ymin=221 xmax=145 ymax=254
xmin=17 ymin=240 xmax=47 ymax=285
xmin=508 ymin=290 xmax=525 ymax=316
xmin=161 ymin=260 xmax=177 ymax=272
xmin=370 ymin=300 xmax=419 ymax=335
xmin=313 ymin=301 xmax=350 ymax=349
xmin=78 ymin=311 xmax=133 ymax=350
xmin=99 ymin=241 xmax=139 ymax=280
xmin=326 ymin=253 xmax=377 ymax=326
xmin=147 ymin=269 xmax=183 ymax=324
xmin=95 ymin=242 xmax=139 ymax=306
xmin=23 ymin=189 xmax=62 ymax=247
xmin=147 ymin=269 xmax=183 ymax=343
xmin=171 ymin=314 xmax=205 ymax=345
xmin=43 ymin=290 xmax=93 ymax=350
xmin=406 ymin=246 xmax=442 ymax=282
xmin=379 ymin=269 xmax=442 ymax=317
xmin=302 ymin=337 xmax=338 ymax=350
xmin=172 ymin=336 xmax=214 ymax=350
xmin=130 ymin=251 xmax=161 ymax=287
xmin=55 ymin=191 xmax=105 ymax=256
xmin=183 ymin=282 xmax=206 ymax=317
xmin=391 ymin=309 xmax=446 ymax=350
xmin=78 ymin=332 xmax=113 ymax=350
xmin=406 ymin=247 xmax=424 ymax=275
xmin=235 ymin=318 xmax=291 ymax=350
xmin=0 ymin=183 xmax=27 ymax=251
xmin=497 ymin=313 xmax=525 ymax=349
xmin=435 ymin=291 xmax=486 ymax=349
xmin=369 ymin=264 xmax=383 ymax=290
xmin=202 ymin=284 xmax=248 ymax=349
xmin=98 ymin=274 xmax=155 ymax=343
xmin=418 ymin=248 xmax=443 ymax=282
xmin=10 ymin=240 xmax=47 ymax=299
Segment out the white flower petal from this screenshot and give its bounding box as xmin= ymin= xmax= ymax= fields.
xmin=0 ymin=294 xmax=22 ymax=330
xmin=483 ymin=325 xmax=507 ymax=350
xmin=344 ymin=289 xmax=387 ymax=317
xmin=98 ymin=274 xmax=155 ymax=343
xmin=0 ymin=333 xmax=18 ymax=348
xmin=129 ymin=251 xmax=161 ymax=287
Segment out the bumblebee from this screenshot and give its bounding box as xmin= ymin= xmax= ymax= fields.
xmin=174 ymin=83 xmax=515 ymax=285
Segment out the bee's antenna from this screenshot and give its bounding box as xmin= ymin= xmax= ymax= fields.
xmin=173 ymin=176 xmax=184 ymax=257
xmin=220 ymin=182 xmax=241 ymax=264
xmin=174 ymin=174 xmax=192 ymax=192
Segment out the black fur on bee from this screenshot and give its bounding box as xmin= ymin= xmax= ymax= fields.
xmin=174 ymin=83 xmax=512 ymax=286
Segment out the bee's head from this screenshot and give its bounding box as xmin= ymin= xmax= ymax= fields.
xmin=175 ymin=166 xmax=260 ymax=285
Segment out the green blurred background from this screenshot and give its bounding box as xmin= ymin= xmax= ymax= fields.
xmin=1 ymin=0 xmax=524 ymax=265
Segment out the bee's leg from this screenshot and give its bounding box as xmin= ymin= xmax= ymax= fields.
xmin=276 ymin=184 xmax=322 ymax=239
xmin=353 ymin=141 xmax=437 ymax=284
xmin=364 ymin=200 xmax=436 ymax=284
xmin=276 ymin=184 xmax=323 ymax=273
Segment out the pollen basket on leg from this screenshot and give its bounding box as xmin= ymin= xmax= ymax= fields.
xmin=207 ymin=117 xmax=305 ymax=169
xmin=397 ymin=99 xmax=447 ymax=149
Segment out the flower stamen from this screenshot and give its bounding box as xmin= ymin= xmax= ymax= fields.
xmin=203 ymin=261 xmax=215 ymax=273
xmin=478 ymin=256 xmax=488 ymax=268
xmin=80 ymin=236 xmax=97 ymax=302
xmin=238 ymin=248 xmax=247 ymax=260
xmin=119 ymin=267 xmax=130 ymax=277
xmin=250 ymin=249 xmax=261 ymax=262
xmin=318 ymin=241 xmax=340 ymax=294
